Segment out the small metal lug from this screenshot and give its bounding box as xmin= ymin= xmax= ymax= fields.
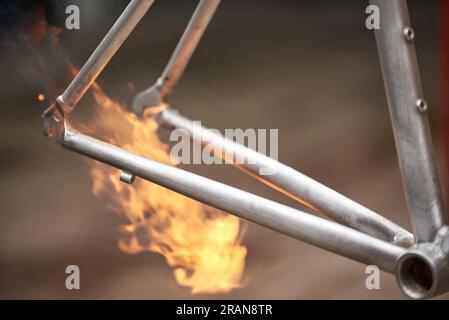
xmin=403 ymin=27 xmax=415 ymax=42
xmin=120 ymin=171 xmax=135 ymax=184
xmin=416 ymin=99 xmax=428 ymax=113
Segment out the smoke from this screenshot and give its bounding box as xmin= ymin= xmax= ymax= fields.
xmin=0 ymin=0 xmax=71 ymax=104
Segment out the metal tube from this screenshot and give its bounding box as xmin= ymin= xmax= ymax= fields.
xmin=157 ymin=108 xmax=414 ymax=246
xmin=61 ymin=125 xmax=405 ymax=273
xmin=371 ymin=0 xmax=446 ymax=242
xmin=159 ymin=0 xmax=221 ymax=97
xmin=132 ymin=0 xmax=221 ymax=114
xmin=61 ymin=0 xmax=155 ymax=111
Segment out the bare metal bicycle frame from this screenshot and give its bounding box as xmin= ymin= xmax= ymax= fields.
xmin=42 ymin=0 xmax=449 ymax=299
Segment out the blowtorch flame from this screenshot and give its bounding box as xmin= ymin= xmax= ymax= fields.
xmin=1 ymin=3 xmax=246 ymax=294
xmin=78 ymin=83 xmax=247 ymax=294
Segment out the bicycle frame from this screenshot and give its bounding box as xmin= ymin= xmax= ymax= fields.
xmin=42 ymin=0 xmax=449 ymax=299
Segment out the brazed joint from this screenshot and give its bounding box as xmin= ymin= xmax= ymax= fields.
xmin=41 ymin=102 xmax=65 ymax=143
xmin=396 ymin=226 xmax=449 ymax=299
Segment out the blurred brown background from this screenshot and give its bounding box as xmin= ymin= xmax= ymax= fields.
xmin=0 ymin=0 xmax=448 ymax=299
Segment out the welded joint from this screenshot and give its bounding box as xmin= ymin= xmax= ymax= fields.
xmin=41 ymin=96 xmax=67 ymax=143
xmin=56 ymin=95 xmax=74 ymax=113
xmin=396 ymin=226 xmax=449 ymax=299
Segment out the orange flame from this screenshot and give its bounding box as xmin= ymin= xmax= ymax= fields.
xmin=78 ymin=83 xmax=247 ymax=293
xmin=7 ymin=3 xmax=246 ymax=294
